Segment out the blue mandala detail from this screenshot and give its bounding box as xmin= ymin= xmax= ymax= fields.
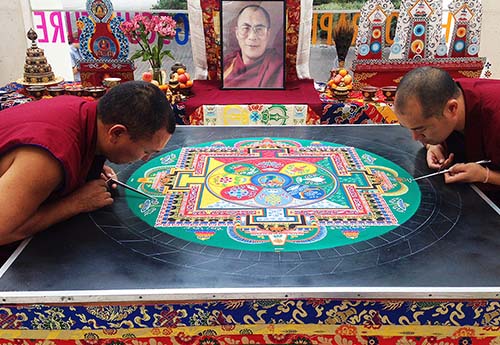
xmin=250 ymin=111 xmax=261 ymax=122
xmin=228 ymin=186 xmax=250 ymax=199
xmin=370 ymin=42 xmax=381 ymax=53
xmin=467 ymin=44 xmax=478 ymax=55
xmin=110 ymin=16 xmax=129 ymax=60
xmin=436 ymin=45 xmax=447 ymax=56
xmin=391 ymin=43 xmax=401 ymax=55
xmin=359 ymin=44 xmax=370 ymax=56
xmin=78 ymin=17 xmax=96 ymax=60
xmin=413 ymin=24 xmax=425 ymax=37
xmin=454 ymin=40 xmax=465 ymax=52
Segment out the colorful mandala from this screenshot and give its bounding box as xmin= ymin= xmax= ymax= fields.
xmin=125 ymin=138 xmax=421 ymax=252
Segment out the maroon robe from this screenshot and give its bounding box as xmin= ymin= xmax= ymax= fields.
xmin=444 ymin=79 xmax=500 ymax=199
xmin=223 ymin=48 xmax=284 ymax=88
xmin=0 ymin=96 xmax=102 ymax=196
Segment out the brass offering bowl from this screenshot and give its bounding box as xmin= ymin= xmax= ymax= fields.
xmin=65 ymin=86 xmax=85 ymax=97
xmin=47 ymin=86 xmax=66 ymax=97
xmin=361 ymin=86 xmax=378 ymax=102
xmin=84 ymin=86 xmax=106 ymax=99
xmin=102 ymin=77 xmax=121 ymax=88
xmin=25 ymin=86 xmax=46 ymax=99
xmin=381 ymin=86 xmax=397 ymax=102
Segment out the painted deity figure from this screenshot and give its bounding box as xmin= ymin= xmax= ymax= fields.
xmin=77 ymin=0 xmax=129 ymax=61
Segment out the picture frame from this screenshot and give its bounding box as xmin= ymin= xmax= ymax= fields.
xmin=221 ymin=0 xmax=286 ymax=90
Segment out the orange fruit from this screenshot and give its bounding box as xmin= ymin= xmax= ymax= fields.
xmin=338 ymin=69 xmax=348 ymax=77
xmin=176 ymin=68 xmax=185 ymax=74
xmin=186 ymin=79 xmax=194 ymax=87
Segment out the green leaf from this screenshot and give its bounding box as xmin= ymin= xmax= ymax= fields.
xmin=142 ymin=51 xmax=152 ymax=61
xmin=140 ymin=33 xmax=148 ymax=46
xmin=160 ymin=50 xmax=175 ymax=60
xmin=130 ymin=50 xmax=144 ymax=60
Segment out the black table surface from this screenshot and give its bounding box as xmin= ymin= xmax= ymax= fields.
xmin=1 ymin=125 xmax=499 ymax=302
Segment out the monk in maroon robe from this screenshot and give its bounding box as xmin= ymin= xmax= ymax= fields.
xmin=394 ymin=67 xmax=500 ymax=205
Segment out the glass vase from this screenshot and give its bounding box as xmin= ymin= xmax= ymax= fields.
xmin=152 ymin=67 xmax=167 ymax=85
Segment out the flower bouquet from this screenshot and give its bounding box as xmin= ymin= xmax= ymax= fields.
xmin=120 ymin=14 xmax=177 ymax=85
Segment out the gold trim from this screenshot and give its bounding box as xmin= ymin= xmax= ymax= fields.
xmin=16 ymin=76 xmax=64 ymax=86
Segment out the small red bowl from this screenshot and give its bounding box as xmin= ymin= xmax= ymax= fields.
xmin=381 ymin=86 xmax=397 ymax=101
xmin=47 ymin=86 xmax=66 ymax=97
xmin=26 ymin=86 xmax=46 ymax=99
xmin=65 ymin=87 xmax=85 ymax=97
xmin=84 ymin=86 xmax=106 ymax=98
xmin=361 ymin=86 xmax=378 ymax=102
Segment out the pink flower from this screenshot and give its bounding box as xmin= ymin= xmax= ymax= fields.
xmin=120 ymin=21 xmax=134 ymax=35
xmin=121 ymin=12 xmax=177 ymax=77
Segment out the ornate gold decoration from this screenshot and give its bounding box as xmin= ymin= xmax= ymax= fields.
xmin=458 ymin=70 xmax=482 ymax=78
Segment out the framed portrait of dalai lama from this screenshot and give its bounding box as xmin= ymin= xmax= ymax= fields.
xmin=221 ymin=0 xmax=286 ymax=90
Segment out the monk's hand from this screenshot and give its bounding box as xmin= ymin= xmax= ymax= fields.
xmin=426 ymin=144 xmax=454 ymax=170
xmin=444 ymin=162 xmax=487 ymax=184
xmin=66 ymin=179 xmax=114 ymax=213
xmin=101 ymin=165 xmax=118 ymax=190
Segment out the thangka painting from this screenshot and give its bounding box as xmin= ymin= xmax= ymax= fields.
xmin=76 ymin=0 xmax=134 ymax=85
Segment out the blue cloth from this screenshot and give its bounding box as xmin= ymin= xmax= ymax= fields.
xmin=69 ymin=45 xmax=83 ymax=82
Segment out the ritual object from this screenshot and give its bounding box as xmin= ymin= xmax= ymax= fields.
xmin=333 ymin=14 xmax=354 ymax=70
xmin=77 ymin=0 xmax=134 ymax=86
xmin=102 ymin=77 xmax=121 ymax=88
xmin=352 ymin=0 xmax=486 ymax=88
xmin=65 ymin=86 xmax=85 ymax=97
xmin=413 ymin=160 xmax=491 ymax=181
xmin=84 ymin=86 xmax=106 ymax=98
xmin=171 ymin=65 xmax=193 ymax=95
xmin=361 ymin=86 xmax=379 ymax=101
xmin=25 ymin=86 xmax=46 ymax=99
xmin=327 ymin=15 xmax=354 ymax=101
xmin=18 ymin=29 xmax=63 ymax=86
xmin=107 ymin=177 xmax=157 ymax=201
xmin=380 ymin=86 xmax=397 ymax=101
xmin=326 ymin=68 xmax=353 ymax=101
xmin=47 ymin=86 xmax=66 ymax=97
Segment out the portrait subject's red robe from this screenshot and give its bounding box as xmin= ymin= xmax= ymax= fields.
xmin=223 ymin=48 xmax=284 ymax=88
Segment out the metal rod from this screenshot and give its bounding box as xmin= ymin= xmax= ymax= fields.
xmin=413 ymin=160 xmax=491 ymax=181
xmin=107 ymin=178 xmax=157 ymax=200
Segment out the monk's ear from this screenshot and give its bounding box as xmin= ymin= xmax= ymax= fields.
xmin=443 ymin=98 xmax=459 ymax=119
xmin=108 ymin=124 xmax=128 ymax=143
